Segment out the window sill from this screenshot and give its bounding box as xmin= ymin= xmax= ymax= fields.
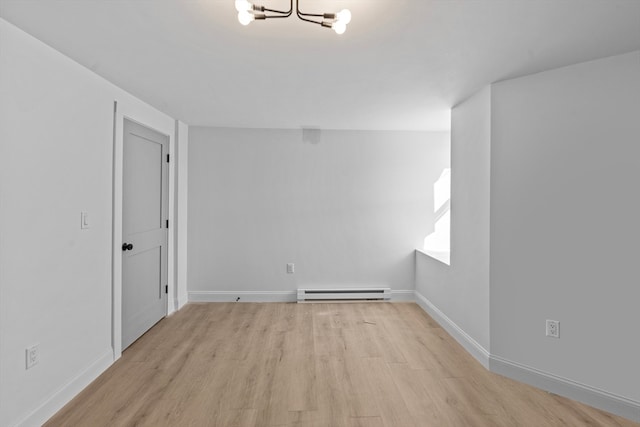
xmin=416 ymin=248 xmax=450 ymax=266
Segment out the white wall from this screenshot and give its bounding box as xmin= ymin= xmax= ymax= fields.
xmin=175 ymin=121 xmax=189 ymax=309
xmin=490 ymin=50 xmax=640 ymax=408
xmin=414 ymin=51 xmax=640 ymax=420
xmin=0 ymin=19 xmax=179 ymax=426
xmin=188 ymin=127 xmax=449 ymax=301
xmin=415 ymin=86 xmax=492 ymax=362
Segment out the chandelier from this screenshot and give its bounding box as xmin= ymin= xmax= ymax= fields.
xmin=235 ymin=0 xmax=352 ymax=34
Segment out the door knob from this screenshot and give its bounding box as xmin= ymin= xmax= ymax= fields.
xmin=122 ymin=243 xmax=133 ymax=251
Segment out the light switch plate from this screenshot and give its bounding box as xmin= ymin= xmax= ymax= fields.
xmin=81 ymin=212 xmax=89 ymax=229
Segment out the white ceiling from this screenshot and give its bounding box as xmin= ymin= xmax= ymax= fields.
xmin=1 ymin=0 xmax=639 ymax=130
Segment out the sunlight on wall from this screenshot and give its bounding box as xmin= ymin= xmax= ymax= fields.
xmin=433 ymin=168 xmax=451 ymax=212
xmin=424 ymin=168 xmax=451 ymax=265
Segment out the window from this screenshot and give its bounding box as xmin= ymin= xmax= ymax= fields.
xmin=423 ymin=168 xmax=451 ymax=265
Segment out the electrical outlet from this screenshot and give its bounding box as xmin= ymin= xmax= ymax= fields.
xmin=26 ymin=344 xmax=39 ymax=369
xmin=546 ymin=320 xmax=560 ymax=338
xmin=286 ymin=263 xmax=295 ymax=274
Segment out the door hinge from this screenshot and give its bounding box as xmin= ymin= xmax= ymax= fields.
xmin=165 ymin=285 xmax=168 ymax=294
xmin=166 ymin=154 xmax=170 ymax=163
xmin=166 ymin=219 xmax=169 ymax=228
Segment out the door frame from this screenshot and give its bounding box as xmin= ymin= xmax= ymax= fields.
xmin=112 ymin=99 xmax=176 ymax=360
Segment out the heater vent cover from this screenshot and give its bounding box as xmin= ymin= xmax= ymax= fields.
xmin=297 ymin=288 xmax=391 ymax=302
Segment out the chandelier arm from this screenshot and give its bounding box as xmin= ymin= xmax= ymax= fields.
xmin=297 ymin=11 xmax=324 ymax=17
xmin=295 ymin=0 xmax=324 ymax=18
xmin=263 ymin=14 xmax=291 ymax=18
xmin=262 ymin=0 xmax=292 ymax=17
xmin=298 ymin=12 xmax=324 ymax=17
xmin=264 ymin=9 xmax=292 ymax=15
xmin=296 ymin=13 xmax=323 ymax=25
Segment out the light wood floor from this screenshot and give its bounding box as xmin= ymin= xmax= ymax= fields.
xmin=46 ymin=303 xmax=638 ymax=427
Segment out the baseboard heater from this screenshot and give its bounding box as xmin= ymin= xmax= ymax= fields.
xmin=297 ymin=288 xmax=391 ymax=303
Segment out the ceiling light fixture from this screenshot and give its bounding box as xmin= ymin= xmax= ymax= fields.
xmin=235 ymin=0 xmax=352 ymax=35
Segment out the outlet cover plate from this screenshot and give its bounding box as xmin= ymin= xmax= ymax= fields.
xmin=546 ymin=320 xmax=560 ymax=338
xmin=26 ymin=344 xmax=39 ymax=369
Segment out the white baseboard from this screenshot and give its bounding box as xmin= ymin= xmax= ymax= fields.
xmin=490 ymin=355 xmax=640 ymax=423
xmin=390 ymin=289 xmax=416 ymax=302
xmin=414 ymin=290 xmax=490 ymax=368
xmin=189 ymin=290 xmax=297 ymax=303
xmin=15 ymin=349 xmax=114 ymax=427
xmin=413 ymin=290 xmax=639 ymax=422
xmin=189 ymin=290 xmax=417 ymax=303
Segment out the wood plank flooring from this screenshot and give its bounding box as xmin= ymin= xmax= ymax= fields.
xmin=45 ymin=303 xmax=638 ymax=427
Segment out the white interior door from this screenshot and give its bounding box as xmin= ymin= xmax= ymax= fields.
xmin=122 ymin=119 xmax=169 ymax=350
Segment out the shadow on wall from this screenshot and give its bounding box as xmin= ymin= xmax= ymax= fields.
xmin=423 ymin=168 xmax=451 ymax=265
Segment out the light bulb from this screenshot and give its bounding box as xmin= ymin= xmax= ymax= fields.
xmin=333 ymin=21 xmax=346 ymax=35
xmin=336 ymin=9 xmax=351 ymax=24
xmin=235 ymin=0 xmax=252 ymax=12
xmin=238 ymin=11 xmax=254 ymax=25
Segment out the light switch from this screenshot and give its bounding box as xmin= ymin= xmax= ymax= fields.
xmin=81 ymin=212 xmax=89 ymax=229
